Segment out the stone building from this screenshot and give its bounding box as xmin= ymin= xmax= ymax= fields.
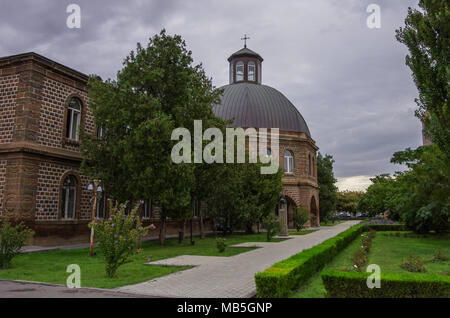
xmin=0 ymin=46 xmax=318 ymax=245
xmin=213 ymin=46 xmax=319 ymax=228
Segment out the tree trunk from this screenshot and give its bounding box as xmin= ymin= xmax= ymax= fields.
xmin=199 ymin=210 xmax=205 ymax=239
xmin=159 ymin=216 xmax=166 ymax=245
xmin=212 ymin=219 xmax=217 ymax=238
xmin=179 ymin=220 xmax=186 ymax=244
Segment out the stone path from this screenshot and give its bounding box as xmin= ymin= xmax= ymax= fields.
xmin=117 ymin=221 xmax=359 ymax=298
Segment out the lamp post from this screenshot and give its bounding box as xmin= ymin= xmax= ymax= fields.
xmin=87 ymin=180 xmax=101 ymax=257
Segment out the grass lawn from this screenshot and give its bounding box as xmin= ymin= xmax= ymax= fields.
xmin=288 ymin=229 xmax=318 ymax=235
xmin=368 ymin=232 xmax=450 ymax=275
xmin=0 ymin=232 xmax=281 ymax=289
xmin=291 ymin=231 xmax=450 ymax=298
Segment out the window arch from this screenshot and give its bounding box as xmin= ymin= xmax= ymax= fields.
xmin=61 ymin=174 xmax=77 ymax=219
xmin=266 ymin=148 xmax=272 ymax=157
xmin=284 ymin=150 xmax=294 ymax=173
xmin=312 ymin=156 xmax=316 ymax=177
xmin=308 ymin=154 xmax=312 ymax=175
xmin=248 ymin=61 xmax=255 ymax=81
xmin=66 ymin=97 xmax=82 ymax=140
xmin=236 ymin=61 xmax=244 ymax=81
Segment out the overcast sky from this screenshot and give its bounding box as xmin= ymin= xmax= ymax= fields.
xmin=0 ymin=0 xmax=423 ymax=191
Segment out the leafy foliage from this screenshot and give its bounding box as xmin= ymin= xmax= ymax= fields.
xmin=322 ymin=270 xmax=450 ymax=298
xmin=216 ymin=238 xmax=226 ymax=253
xmin=0 ymin=215 xmax=34 ymax=269
xmin=336 ymin=191 xmax=363 ymax=215
xmin=395 ymin=0 xmax=450 ymax=159
xmin=80 ymin=30 xmax=223 ymax=244
xmin=89 ymin=202 xmax=154 ymax=277
xmin=293 ymin=206 xmax=309 ymax=231
xmin=262 ymin=213 xmax=281 ymax=242
xmin=317 ymin=153 xmax=338 ymax=222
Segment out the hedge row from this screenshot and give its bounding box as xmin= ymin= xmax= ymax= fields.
xmin=254 ymin=225 xmax=365 ymax=298
xmin=364 ymin=224 xmax=406 ymax=231
xmin=322 ymin=270 xmax=450 ymax=298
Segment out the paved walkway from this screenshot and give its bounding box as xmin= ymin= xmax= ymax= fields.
xmin=0 ymin=280 xmax=150 ymax=298
xmin=117 ymin=221 xmax=359 ymax=298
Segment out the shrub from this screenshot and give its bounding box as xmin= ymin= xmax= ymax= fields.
xmin=293 ymin=207 xmax=310 ymax=231
xmin=431 ymin=250 xmax=449 ymax=263
xmin=216 ymin=238 xmax=226 ymax=253
xmin=89 ymin=201 xmax=154 ymax=277
xmin=401 ymin=254 xmax=427 ymax=273
xmin=262 ymin=214 xmax=281 ymax=242
xmin=322 ymin=270 xmax=450 ymax=298
xmin=364 ymin=224 xmax=406 ymax=231
xmin=255 ymin=225 xmax=364 ymax=297
xmin=0 ymin=215 xmax=34 ymax=269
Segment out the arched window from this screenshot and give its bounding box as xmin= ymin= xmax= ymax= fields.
xmin=193 ymin=198 xmax=200 ymax=217
xmin=61 ymin=175 xmax=77 ymax=219
xmin=236 ymin=61 xmax=244 ymax=81
xmin=144 ymin=199 xmax=152 ymax=219
xmin=284 ymin=150 xmax=294 ymax=173
xmin=248 ymin=62 xmax=255 ymax=81
xmin=266 ymin=148 xmax=272 ymax=157
xmin=96 ymin=192 xmax=106 ymax=219
xmin=66 ymin=97 xmax=82 ymax=140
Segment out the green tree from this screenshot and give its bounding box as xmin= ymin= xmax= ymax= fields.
xmin=336 ymin=191 xmax=364 ymax=215
xmin=391 ymin=145 xmax=450 ymax=233
xmin=395 ymin=0 xmax=450 ymax=158
xmin=357 ymin=174 xmax=398 ymax=218
xmin=293 ymin=206 xmax=310 ymax=231
xmin=80 ymin=30 xmax=222 ymax=245
xmin=317 ymin=153 xmax=338 ymax=222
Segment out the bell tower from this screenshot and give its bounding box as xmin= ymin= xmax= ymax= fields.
xmin=228 ymin=36 xmax=263 ymax=84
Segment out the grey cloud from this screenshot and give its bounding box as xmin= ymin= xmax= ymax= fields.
xmin=1 ymin=0 xmax=423 ymax=180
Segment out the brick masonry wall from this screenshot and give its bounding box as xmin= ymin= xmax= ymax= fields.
xmin=35 ymin=161 xmax=92 ymax=221
xmin=0 ymin=74 xmax=19 ymax=144
xmin=39 ymin=77 xmax=94 ymax=151
xmin=0 ymin=159 xmax=6 ymax=216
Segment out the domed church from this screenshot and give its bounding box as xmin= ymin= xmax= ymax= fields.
xmin=213 ymin=44 xmax=320 ymax=228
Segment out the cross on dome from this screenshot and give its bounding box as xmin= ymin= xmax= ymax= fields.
xmin=241 ymin=34 xmax=250 ymax=48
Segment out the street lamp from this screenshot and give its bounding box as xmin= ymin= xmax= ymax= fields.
xmin=87 ymin=180 xmax=102 ymax=257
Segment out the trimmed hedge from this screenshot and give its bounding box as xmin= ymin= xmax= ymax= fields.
xmin=364 ymin=224 xmax=406 ymax=231
xmin=322 ymin=270 xmax=450 ymax=298
xmin=254 ymin=225 xmax=365 ymax=297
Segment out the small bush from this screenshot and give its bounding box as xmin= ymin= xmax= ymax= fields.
xmin=262 ymin=214 xmax=281 ymax=242
xmin=89 ymin=201 xmax=154 ymax=277
xmin=401 ymin=254 xmax=427 ymax=273
xmin=0 ymin=215 xmax=34 ymax=269
xmin=431 ymin=250 xmax=449 ymax=263
xmin=216 ymin=238 xmax=226 ymax=253
xmin=293 ymin=207 xmax=310 ymax=232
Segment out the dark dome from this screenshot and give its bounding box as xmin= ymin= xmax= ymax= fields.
xmin=213 ymin=82 xmax=311 ymax=136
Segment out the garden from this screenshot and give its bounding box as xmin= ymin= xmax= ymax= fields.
xmin=255 ymin=223 xmax=450 ymax=298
